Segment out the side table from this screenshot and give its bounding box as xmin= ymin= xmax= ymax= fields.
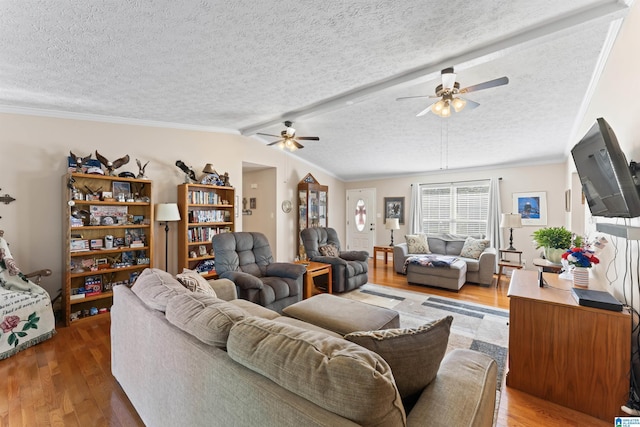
xmin=295 ymin=261 xmax=333 ymax=299
xmin=373 ymin=245 xmax=394 ymax=268
xmin=533 ymin=258 xmax=563 ymax=273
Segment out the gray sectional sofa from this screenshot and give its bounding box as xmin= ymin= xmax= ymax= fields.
xmin=111 ymin=268 xmax=498 ymax=427
xmin=393 ymin=234 xmax=496 ymax=290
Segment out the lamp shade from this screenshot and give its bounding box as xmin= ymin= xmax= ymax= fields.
xmin=385 ymin=218 xmax=400 ymax=230
xmin=155 ymin=203 xmax=181 ymax=222
xmin=500 ymin=213 xmax=522 ymax=229
xmin=202 ymin=163 xmax=217 ymax=174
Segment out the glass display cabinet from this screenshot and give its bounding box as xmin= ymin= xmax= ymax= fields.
xmin=297 ymin=173 xmax=328 ymax=258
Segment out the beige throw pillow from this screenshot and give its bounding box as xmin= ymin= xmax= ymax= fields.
xmin=131 ymin=268 xmax=188 ymax=312
xmin=405 ymin=234 xmax=430 ymax=254
xmin=345 ymin=316 xmax=453 ymax=398
xmin=318 ymin=244 xmax=339 ymax=257
xmin=176 ymin=268 xmax=217 ymax=297
xmin=460 ymin=236 xmax=490 ymax=259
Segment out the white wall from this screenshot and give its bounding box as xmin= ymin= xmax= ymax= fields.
xmin=0 ymin=112 xmax=345 ymax=296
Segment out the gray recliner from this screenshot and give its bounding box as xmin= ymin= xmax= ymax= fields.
xmin=300 ymin=227 xmax=368 ymax=293
xmin=212 ymin=232 xmax=306 ymax=313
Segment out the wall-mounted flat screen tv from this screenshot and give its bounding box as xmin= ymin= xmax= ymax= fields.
xmin=571 ymin=117 xmax=640 ymax=218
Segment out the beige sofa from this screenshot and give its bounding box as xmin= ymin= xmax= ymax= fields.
xmin=111 ymin=268 xmax=498 ymax=427
xmin=393 ymin=234 xmax=496 ymax=289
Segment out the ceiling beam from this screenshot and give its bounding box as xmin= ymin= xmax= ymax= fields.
xmin=240 ymin=0 xmax=629 ymax=136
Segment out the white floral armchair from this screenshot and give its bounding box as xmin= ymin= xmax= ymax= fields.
xmin=0 ymin=231 xmax=56 ymax=359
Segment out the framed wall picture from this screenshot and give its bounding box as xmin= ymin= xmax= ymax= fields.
xmin=384 ymin=197 xmax=405 ymax=225
xmin=512 ymin=192 xmax=547 ymax=226
xmin=250 ymin=197 xmax=256 ymax=209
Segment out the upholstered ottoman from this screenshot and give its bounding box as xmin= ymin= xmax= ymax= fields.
xmin=406 ymin=258 xmax=467 ymax=291
xmin=282 ymin=293 xmax=400 ymax=335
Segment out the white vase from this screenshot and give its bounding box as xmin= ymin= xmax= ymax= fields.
xmin=573 ymin=267 xmax=589 ymax=288
xmin=544 ymin=247 xmax=566 ymax=264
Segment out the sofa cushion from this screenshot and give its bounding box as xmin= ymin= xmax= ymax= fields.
xmin=176 ymin=268 xmax=217 ymax=297
xmin=165 ymin=292 xmax=248 ymax=348
xmin=229 ymin=299 xmax=280 ymax=320
xmin=131 ymin=268 xmax=188 ymax=312
xmin=460 ymin=236 xmax=490 ymax=259
xmin=227 ymin=317 xmax=406 ymax=426
xmin=405 ymin=234 xmax=430 ymax=254
xmin=318 ymin=244 xmax=339 ymax=257
xmin=345 ymin=316 xmax=453 ymax=399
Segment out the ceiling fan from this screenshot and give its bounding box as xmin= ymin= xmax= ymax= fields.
xmin=397 ymin=67 xmax=509 ymax=117
xmin=257 ymin=121 xmax=320 ymax=151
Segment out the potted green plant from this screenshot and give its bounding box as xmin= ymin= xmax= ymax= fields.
xmin=531 ymin=226 xmax=573 ymax=264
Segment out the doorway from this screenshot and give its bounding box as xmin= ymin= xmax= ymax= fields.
xmin=242 ymin=162 xmax=277 ymax=253
xmin=346 ymin=188 xmax=376 ymax=254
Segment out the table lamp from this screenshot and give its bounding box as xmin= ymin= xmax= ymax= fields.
xmin=385 ymin=218 xmax=400 ymax=246
xmin=500 ymin=213 xmax=522 ymax=251
xmin=155 ymin=203 xmax=181 ymax=271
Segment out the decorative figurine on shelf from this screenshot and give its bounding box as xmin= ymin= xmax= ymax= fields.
xmin=136 ymin=159 xmax=150 ymax=179
xmin=95 ymin=151 xmax=130 ymax=176
xmin=221 ymin=172 xmax=232 ymax=187
xmin=175 ymin=160 xmax=197 ymax=183
xmin=200 ymin=163 xmax=220 ymax=185
xmin=69 ymin=151 xmax=92 ymax=173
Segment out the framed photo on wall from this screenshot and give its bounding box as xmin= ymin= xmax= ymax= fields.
xmin=384 ymin=197 xmax=405 ymax=225
xmin=512 ymin=192 xmax=547 ymax=226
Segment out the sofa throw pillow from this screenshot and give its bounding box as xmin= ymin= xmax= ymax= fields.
xmin=165 ymin=292 xmax=248 ymax=348
xmin=228 ymin=317 xmax=406 ymax=426
xmin=345 ymin=316 xmax=453 ymax=399
xmin=460 ymin=236 xmax=490 ymax=259
xmin=131 ymin=268 xmax=188 ymax=312
xmin=318 ymin=244 xmax=339 ymax=257
xmin=176 ymin=268 xmax=217 ymax=297
xmin=405 ymin=234 xmax=430 ymax=254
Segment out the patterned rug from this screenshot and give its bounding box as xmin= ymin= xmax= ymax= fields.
xmin=339 ymin=283 xmax=509 ymax=419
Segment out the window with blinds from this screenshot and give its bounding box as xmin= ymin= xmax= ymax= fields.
xmin=420 ymin=180 xmax=490 ymax=235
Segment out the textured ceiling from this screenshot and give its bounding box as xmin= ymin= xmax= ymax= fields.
xmin=0 ymin=1 xmax=632 ymax=180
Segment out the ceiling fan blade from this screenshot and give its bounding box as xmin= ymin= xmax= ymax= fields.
xmin=396 ymin=95 xmax=433 ymax=101
xmin=296 ymin=136 xmax=319 ymax=141
xmin=416 ymin=102 xmax=437 ymax=117
xmin=267 ymin=140 xmax=284 ymax=146
xmin=257 ymin=132 xmax=282 ymax=138
xmin=459 ymin=76 xmax=509 ymax=94
xmin=463 ymin=97 xmax=480 ymax=110
xmin=293 ymin=140 xmax=304 ymax=149
xmin=441 ymin=71 xmax=457 ymax=90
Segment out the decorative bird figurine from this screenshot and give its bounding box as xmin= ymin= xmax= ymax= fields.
xmin=175 ymin=160 xmax=197 ymax=183
xmin=70 ymin=151 xmax=92 ymax=173
xmin=96 ymin=151 xmax=130 ymax=176
xmin=136 ymin=159 xmax=150 ymax=179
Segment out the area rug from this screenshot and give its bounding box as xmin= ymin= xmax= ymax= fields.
xmin=339 ymin=283 xmax=509 ymax=420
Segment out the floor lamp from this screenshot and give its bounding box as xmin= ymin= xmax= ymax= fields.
xmin=500 ymin=213 xmax=522 ymax=251
xmin=385 ymin=218 xmax=400 ymax=246
xmin=155 ymin=203 xmax=181 ymax=272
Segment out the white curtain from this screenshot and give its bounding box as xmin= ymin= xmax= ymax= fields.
xmin=487 ymin=178 xmax=502 ymax=272
xmin=409 ymin=183 xmax=422 ymax=234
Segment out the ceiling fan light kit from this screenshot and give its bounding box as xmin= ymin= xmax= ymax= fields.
xmin=257 ymin=120 xmax=319 ymax=152
xmin=397 ymin=67 xmax=508 ymax=118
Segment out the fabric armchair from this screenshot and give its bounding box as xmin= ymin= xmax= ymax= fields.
xmin=212 ymin=232 xmax=305 ymax=312
xmin=300 ymin=227 xmax=368 ymax=293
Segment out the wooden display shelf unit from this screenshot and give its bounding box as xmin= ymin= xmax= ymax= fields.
xmin=62 ymin=172 xmax=154 ymax=326
xmin=297 ymin=173 xmax=328 ymax=259
xmin=177 ymin=183 xmax=235 ymax=277
xmin=507 ymin=269 xmax=630 ymax=421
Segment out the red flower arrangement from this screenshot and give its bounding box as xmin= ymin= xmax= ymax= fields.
xmin=562 ymin=246 xmax=600 ymax=268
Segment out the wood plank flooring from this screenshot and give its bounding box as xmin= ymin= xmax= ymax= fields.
xmin=0 ymin=259 xmax=612 ymax=427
